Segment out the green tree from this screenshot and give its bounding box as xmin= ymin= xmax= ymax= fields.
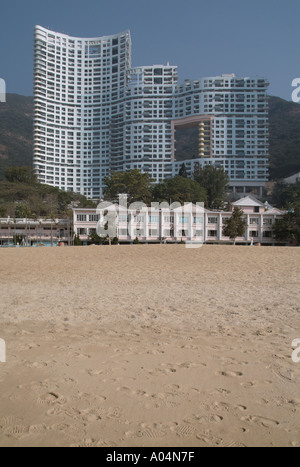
xmin=0 ymin=205 xmax=7 ymax=217
xmin=178 ymin=163 xmax=188 ymax=178
xmin=193 ymin=164 xmax=229 ymax=210
xmin=271 ymin=182 xmax=300 ymax=208
xmin=88 ymin=232 xmax=107 ymax=245
xmin=74 ymin=234 xmax=83 ymax=246
xmin=104 ymin=169 xmax=153 ymax=205
xmin=272 ymin=203 xmax=300 ymax=244
xmin=15 ymin=203 xmax=32 ymax=218
xmin=5 ymin=166 xmax=37 ymax=185
xmin=152 ymin=176 xmax=207 ymax=205
xmin=223 ymin=207 xmax=247 ymax=245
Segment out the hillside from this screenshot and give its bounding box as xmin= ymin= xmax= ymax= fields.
xmin=268 ymin=96 xmax=300 ymax=179
xmin=0 ymin=94 xmax=300 ymax=181
xmin=0 ymin=94 xmax=33 ymax=179
xmin=0 ymin=177 xmax=96 ymax=218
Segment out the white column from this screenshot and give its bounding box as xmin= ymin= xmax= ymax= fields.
xmin=218 ymin=214 xmax=222 ymax=241
xmin=259 ymin=214 xmax=263 ymax=243
xmin=144 ymin=208 xmax=149 ymax=243
xmin=246 ymin=214 xmax=250 ymax=243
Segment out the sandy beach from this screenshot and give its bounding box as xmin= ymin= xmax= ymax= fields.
xmin=0 ymin=245 xmax=299 ymax=447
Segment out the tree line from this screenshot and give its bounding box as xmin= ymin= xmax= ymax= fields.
xmin=103 ymin=164 xmax=230 ymax=210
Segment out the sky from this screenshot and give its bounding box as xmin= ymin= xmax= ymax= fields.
xmin=0 ymin=0 xmax=299 ymax=100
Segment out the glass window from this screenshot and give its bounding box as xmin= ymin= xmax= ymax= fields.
xmin=149 ymin=216 xmax=160 ymax=223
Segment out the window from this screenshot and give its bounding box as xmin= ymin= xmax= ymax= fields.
xmin=263 ymin=231 xmax=273 ymax=238
xmin=134 ymin=229 xmax=144 ymax=237
xmin=134 ymin=215 xmax=145 ymax=223
xmin=164 ymin=229 xmax=174 ymax=237
xmin=149 ymin=229 xmax=158 ymax=237
xmin=254 ymin=207 xmax=260 ymax=213
xmin=195 ymin=230 xmax=204 ymax=237
xmin=208 ymin=230 xmax=218 ymax=237
xmin=263 ymin=218 xmax=273 ymax=225
xmin=119 ymin=228 xmax=128 ymax=236
xmin=149 ymin=216 xmax=160 ymax=223
xmin=250 ymin=218 xmax=259 ymax=225
xmin=194 ymin=217 xmax=204 ymax=224
xmin=208 ymin=217 xmax=218 ymax=224
xmin=77 ymin=214 xmax=87 ymax=222
xmin=89 ymin=215 xmax=99 ymax=222
xmin=250 ymin=231 xmax=259 ymax=238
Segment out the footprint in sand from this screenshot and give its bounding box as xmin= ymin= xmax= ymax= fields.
xmin=126 ymin=423 xmax=167 ymax=440
xmin=96 ymin=440 xmax=117 ymax=447
xmin=172 ymin=424 xmax=196 ymax=438
xmin=217 ymin=371 xmax=243 ymax=378
xmin=87 ymin=369 xmax=103 ymax=377
xmin=29 ymin=424 xmax=47 ymax=434
xmin=50 ymin=423 xmax=82 ymax=436
xmin=0 ymin=416 xmax=22 ymax=427
xmin=106 ymin=407 xmax=122 ymax=420
xmin=241 ymin=415 xmax=280 ymax=429
xmin=70 ymin=438 xmax=97 ymax=448
xmin=37 ymin=392 xmax=66 ymax=406
xmin=213 ymin=402 xmax=247 ymax=413
xmin=288 ymin=399 xmax=300 ymax=408
xmin=240 ymin=381 xmax=257 ymax=389
xmin=236 ymin=405 xmax=248 ymax=412
xmin=4 ymin=425 xmax=29 ymax=438
xmin=196 ymin=433 xmax=247 ymax=447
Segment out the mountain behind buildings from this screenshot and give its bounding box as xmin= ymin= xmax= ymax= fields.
xmin=0 ymin=93 xmax=299 ymax=182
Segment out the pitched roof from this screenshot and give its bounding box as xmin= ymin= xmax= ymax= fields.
xmin=232 ymin=195 xmax=264 ymax=208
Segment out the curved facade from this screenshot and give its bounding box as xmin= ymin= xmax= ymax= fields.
xmin=34 ymin=26 xmax=131 ymax=199
xmin=34 ymin=27 xmax=269 ymax=199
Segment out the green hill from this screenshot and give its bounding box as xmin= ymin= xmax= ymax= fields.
xmin=0 ymin=93 xmax=300 ymax=182
xmin=0 ymin=177 xmax=96 ymax=218
xmin=0 ymin=94 xmax=33 ymax=179
xmin=268 ymin=96 xmax=300 ymax=179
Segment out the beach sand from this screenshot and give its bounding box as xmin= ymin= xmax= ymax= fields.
xmin=0 ymin=245 xmax=299 ymax=447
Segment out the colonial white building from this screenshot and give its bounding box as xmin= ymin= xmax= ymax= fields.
xmin=73 ymin=196 xmax=285 ymax=246
xmin=34 ymin=26 xmax=269 ymax=200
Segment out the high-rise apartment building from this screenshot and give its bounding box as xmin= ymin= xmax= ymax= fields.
xmin=34 ymin=26 xmax=269 ymax=199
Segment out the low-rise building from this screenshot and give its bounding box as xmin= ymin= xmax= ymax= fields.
xmin=0 ymin=217 xmax=71 ymax=247
xmin=73 ymin=196 xmax=285 ymax=246
xmin=283 ymin=172 xmax=300 ymax=185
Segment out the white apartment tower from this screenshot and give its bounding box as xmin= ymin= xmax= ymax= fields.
xmin=34 ymin=26 xmax=131 ymax=199
xmin=34 ymin=27 xmax=269 ymax=199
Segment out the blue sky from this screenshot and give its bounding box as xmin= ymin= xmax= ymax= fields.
xmin=0 ymin=0 xmax=299 ymax=100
